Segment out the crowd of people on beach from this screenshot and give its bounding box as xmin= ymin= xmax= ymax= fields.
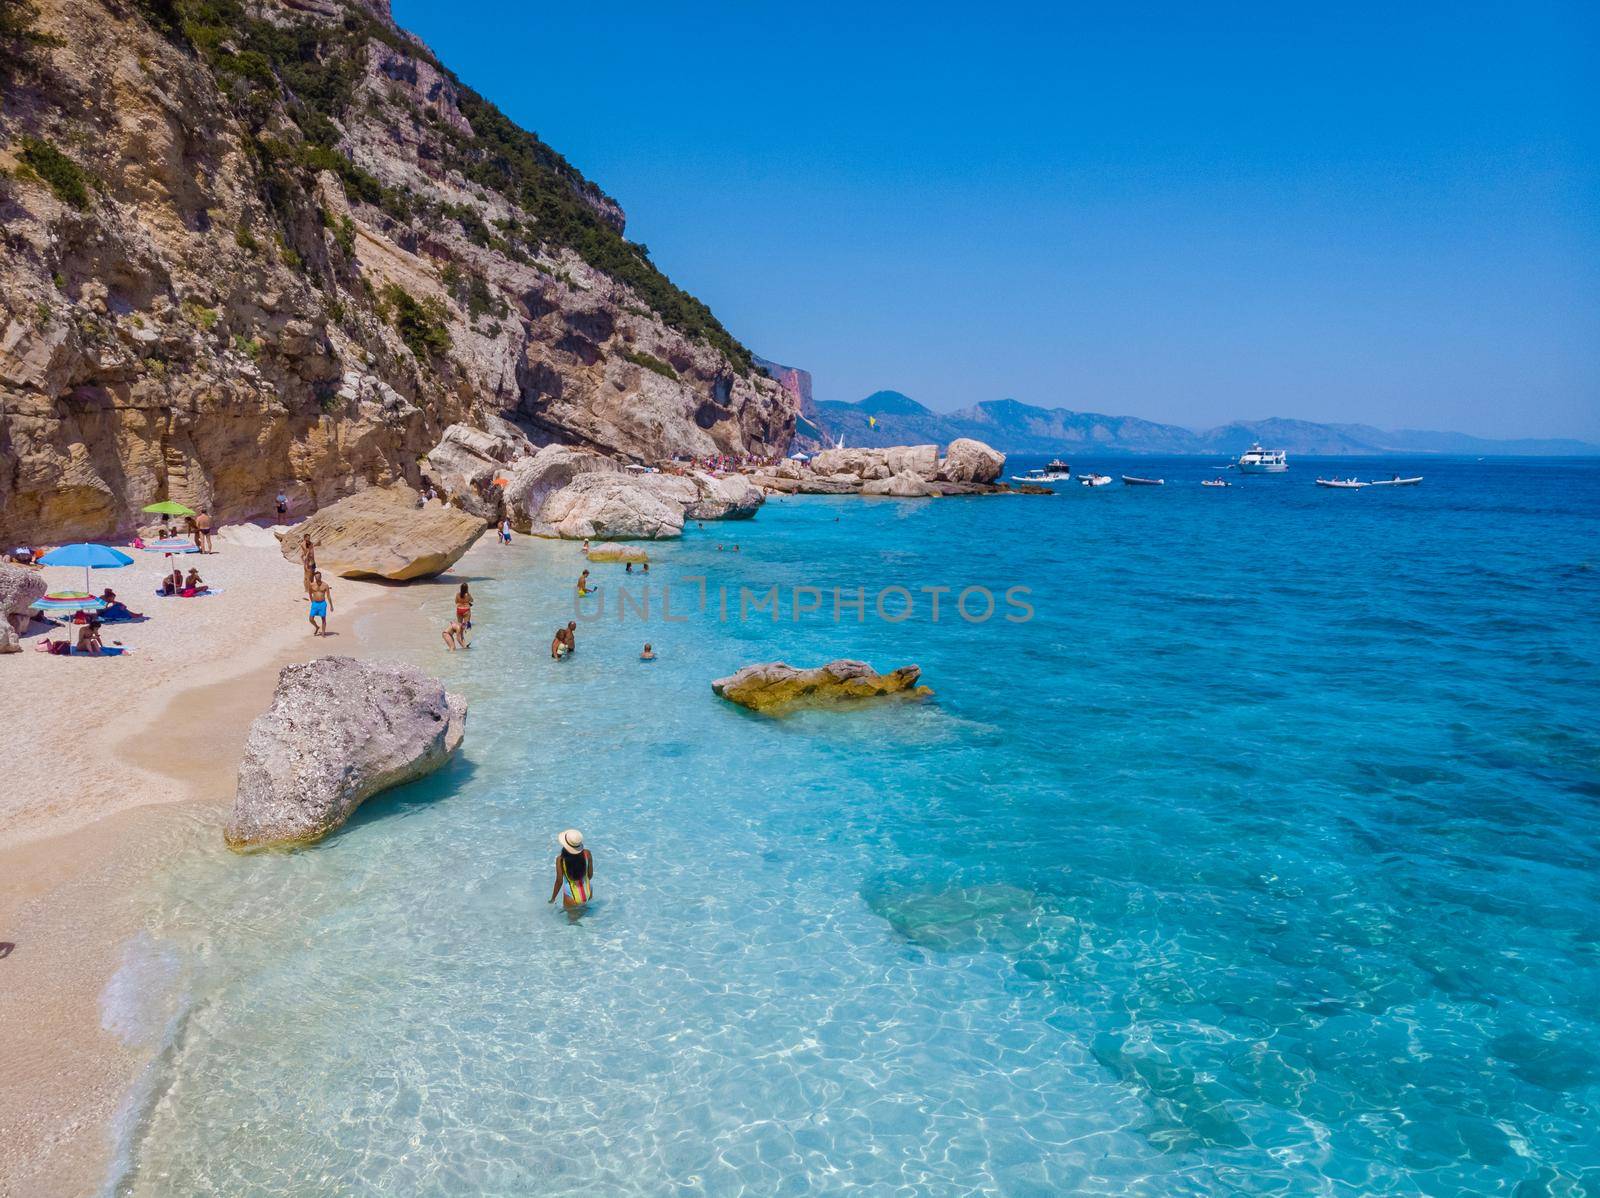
xmin=665 ymin=451 xmax=782 ymax=476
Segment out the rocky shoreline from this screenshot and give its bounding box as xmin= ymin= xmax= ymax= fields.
xmin=419 ymin=422 xmax=1026 ymax=545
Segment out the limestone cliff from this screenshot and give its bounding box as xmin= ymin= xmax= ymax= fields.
xmin=0 ymin=0 xmax=797 ymax=542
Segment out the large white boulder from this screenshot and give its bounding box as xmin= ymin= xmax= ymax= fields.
xmin=278 ymin=486 xmax=485 ymax=580
xmin=504 ymin=444 xmax=620 ymax=534
xmin=538 ymin=473 xmax=685 ymax=540
xmin=425 ymin=423 xmax=530 ymax=520
xmin=937 ymin=438 xmax=1005 ymax=484
xmin=861 ymin=470 xmax=937 ymax=498
xmin=0 ymin=562 xmax=47 ymax=633
xmin=885 ymin=445 xmax=940 ymax=477
xmin=224 ymin=656 xmax=467 ymax=849
xmin=685 ymin=472 xmax=764 ymax=520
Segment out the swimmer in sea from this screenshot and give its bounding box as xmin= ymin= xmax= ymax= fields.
xmin=640 ymin=642 xmax=655 ymax=661
xmin=549 ymin=829 xmax=593 ymax=907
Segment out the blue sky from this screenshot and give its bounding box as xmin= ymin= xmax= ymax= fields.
xmin=392 ymin=0 xmax=1599 ymax=439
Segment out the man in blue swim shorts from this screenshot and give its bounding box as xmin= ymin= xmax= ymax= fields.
xmin=307 ymin=571 xmax=333 ymax=636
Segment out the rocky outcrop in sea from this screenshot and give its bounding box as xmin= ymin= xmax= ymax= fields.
xmin=753 ymin=439 xmax=1009 ymax=496
xmin=711 ymin=660 xmax=931 ymax=714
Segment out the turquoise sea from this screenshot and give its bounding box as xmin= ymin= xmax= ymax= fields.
xmin=113 ymin=458 xmax=1600 ymax=1196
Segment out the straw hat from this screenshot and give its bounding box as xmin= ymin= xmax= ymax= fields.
xmin=560 ymin=829 xmax=584 ymax=852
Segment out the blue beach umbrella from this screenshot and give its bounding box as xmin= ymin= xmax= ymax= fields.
xmin=38 ymin=543 xmax=134 ymax=595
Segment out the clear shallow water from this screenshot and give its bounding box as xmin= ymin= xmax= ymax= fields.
xmin=117 ymin=458 xmax=1600 ymax=1196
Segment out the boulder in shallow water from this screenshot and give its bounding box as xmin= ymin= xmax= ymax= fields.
xmin=225 ymin=656 xmax=466 ymax=849
xmin=278 ymin=486 xmax=485 ymax=580
xmin=711 ymin=659 xmax=930 ymax=713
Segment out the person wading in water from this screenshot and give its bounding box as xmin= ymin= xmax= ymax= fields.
xmin=549 ymin=829 xmax=593 ymax=908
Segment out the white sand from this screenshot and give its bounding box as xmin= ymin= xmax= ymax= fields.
xmin=0 ymin=526 xmax=448 ymax=1196
xmin=0 ymin=531 xmax=393 ymax=848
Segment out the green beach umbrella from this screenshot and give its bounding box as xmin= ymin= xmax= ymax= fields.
xmin=142 ymin=500 xmax=196 ymax=517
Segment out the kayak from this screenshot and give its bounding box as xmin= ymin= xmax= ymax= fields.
xmin=1121 ymin=476 xmax=1164 ymax=486
xmin=1367 ymin=477 xmax=1423 ymax=486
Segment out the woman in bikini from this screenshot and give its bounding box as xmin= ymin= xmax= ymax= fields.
xmin=455 ymin=582 xmax=474 ymax=629
xmin=548 ymin=829 xmax=593 ymax=908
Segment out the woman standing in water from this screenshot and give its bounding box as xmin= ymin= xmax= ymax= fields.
xmin=455 ymin=582 xmax=474 ymax=629
xmin=549 ymin=829 xmax=593 ymax=908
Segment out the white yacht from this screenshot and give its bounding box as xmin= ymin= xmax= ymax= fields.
xmin=1010 ymin=459 xmax=1071 ymax=484
xmin=1235 ymin=444 xmax=1288 ymax=473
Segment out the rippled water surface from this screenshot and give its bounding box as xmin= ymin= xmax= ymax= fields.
xmin=118 ymin=458 xmax=1600 ymax=1195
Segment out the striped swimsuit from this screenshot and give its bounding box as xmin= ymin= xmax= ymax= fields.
xmin=560 ymin=850 xmax=591 ymax=904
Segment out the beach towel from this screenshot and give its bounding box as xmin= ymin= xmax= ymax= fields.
xmin=153 ymin=587 xmax=223 ymax=598
xmin=139 ymin=540 xmax=199 ymax=553
xmin=69 ymin=645 xmax=128 ymax=656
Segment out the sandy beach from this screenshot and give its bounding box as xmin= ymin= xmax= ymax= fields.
xmin=0 ymin=528 xmax=459 ymax=1197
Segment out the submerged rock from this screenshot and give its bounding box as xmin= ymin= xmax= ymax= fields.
xmin=711 ymin=659 xmax=930 ymax=713
xmin=278 ymin=486 xmax=485 ymax=580
xmin=225 ymin=656 xmax=466 ymax=849
xmin=585 ymin=544 xmax=650 ymax=563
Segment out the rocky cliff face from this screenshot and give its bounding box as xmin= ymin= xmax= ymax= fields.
xmin=0 ymin=0 xmax=797 ymax=542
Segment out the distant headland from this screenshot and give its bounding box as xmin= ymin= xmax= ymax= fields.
xmin=758 ymin=368 xmax=1600 ymax=458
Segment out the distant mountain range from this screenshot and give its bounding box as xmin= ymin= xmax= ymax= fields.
xmin=793 ymin=391 xmax=1600 ymax=457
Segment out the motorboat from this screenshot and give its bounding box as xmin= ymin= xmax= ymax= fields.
xmin=1200 ymin=478 xmax=1231 ymax=488
xmin=1316 ymin=478 xmax=1367 ymax=489
xmin=1121 ymin=475 xmax=1164 ymax=486
xmin=1079 ymin=474 xmax=1113 ymax=487
xmin=1235 ymin=444 xmax=1288 ymax=473
xmin=1010 ymin=464 xmax=1071 ymax=484
xmin=1367 ymin=475 xmax=1423 ymax=486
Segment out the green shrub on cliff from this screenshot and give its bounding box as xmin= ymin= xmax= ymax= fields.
xmin=380 ymin=283 xmax=451 ymax=360
xmin=17 ymin=136 xmax=89 ymax=209
xmin=620 ymin=349 xmax=679 ymax=382
xmin=132 ymin=0 xmax=758 ymax=374
xmin=0 ymin=0 xmax=60 ymax=82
